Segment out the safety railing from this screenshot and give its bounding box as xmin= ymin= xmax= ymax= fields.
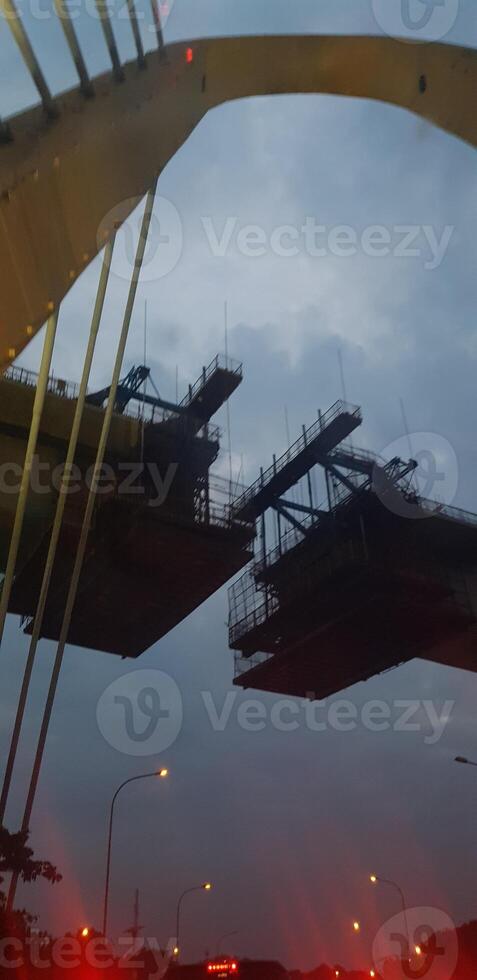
xmin=230 ymin=400 xmax=361 ymax=519
xmin=340 ymin=444 xmax=380 ymax=465
xmin=197 ymin=473 xmax=244 ymax=530
xmin=3 ymin=364 xmax=222 ymax=443
xmin=130 ymin=401 xmax=222 ymax=443
xmin=418 ymin=497 xmax=477 ymax=529
xmin=229 ymin=536 xmax=364 ymax=647
xmin=106 ymin=469 xmax=254 ymax=536
xmin=179 ymin=353 xmax=243 ymax=409
xmin=253 ymin=498 xmax=328 ymax=577
xmin=4 ymin=364 xmax=80 ymax=401
xmin=228 ymin=576 xmax=279 ymax=648
xmin=234 ymin=650 xmax=274 ymax=678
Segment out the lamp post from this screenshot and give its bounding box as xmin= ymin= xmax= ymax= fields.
xmin=370 ymin=873 xmax=411 ymax=960
xmin=102 ymin=767 xmax=169 ymax=937
xmin=175 ymin=882 xmax=212 ymax=961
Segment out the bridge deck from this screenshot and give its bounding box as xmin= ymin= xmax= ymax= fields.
xmin=13 ymin=499 xmax=253 ymax=657
xmin=180 ymin=354 xmax=243 ymax=424
xmin=230 ymin=401 xmax=362 ymax=522
xmin=233 ymin=567 xmax=475 ymax=700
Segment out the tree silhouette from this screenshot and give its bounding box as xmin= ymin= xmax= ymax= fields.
xmin=0 ymin=824 xmax=61 ymax=887
xmin=0 ymin=823 xmax=61 ymax=940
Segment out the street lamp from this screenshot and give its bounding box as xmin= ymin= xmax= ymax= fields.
xmin=175 ymin=882 xmax=212 ymax=960
xmin=353 ymin=920 xmax=361 ymax=933
xmin=369 ymin=873 xmax=410 ymax=960
xmin=102 ymin=768 xmax=169 ymax=937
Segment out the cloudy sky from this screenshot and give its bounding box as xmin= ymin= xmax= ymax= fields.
xmin=1 ymin=0 xmax=477 ymax=973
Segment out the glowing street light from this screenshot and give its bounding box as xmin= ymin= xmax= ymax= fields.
xmin=353 ymin=920 xmax=361 ymax=933
xmin=102 ymin=767 xmax=170 ymax=936
xmin=175 ymin=882 xmax=213 ymax=960
xmin=369 ymin=873 xmax=410 ymax=960
xmin=415 ymin=945 xmax=422 ymax=956
xmin=81 ymin=927 xmax=89 ymax=938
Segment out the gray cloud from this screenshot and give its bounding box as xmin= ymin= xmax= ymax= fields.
xmin=2 ymin=1 xmax=477 ymax=972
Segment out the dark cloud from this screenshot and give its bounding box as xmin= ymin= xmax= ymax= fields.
xmin=2 ymin=1 xmax=477 ymax=973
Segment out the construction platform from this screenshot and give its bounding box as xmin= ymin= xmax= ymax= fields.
xmin=0 ymin=355 xmax=255 ymax=657
xmin=229 ymin=401 xmax=477 ymax=699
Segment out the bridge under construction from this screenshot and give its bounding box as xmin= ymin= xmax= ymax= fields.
xmin=1 ymin=1 xmax=477 ymax=915
xmin=228 ymin=401 xmax=477 ymax=700
xmin=0 ymin=356 xmax=254 ymax=657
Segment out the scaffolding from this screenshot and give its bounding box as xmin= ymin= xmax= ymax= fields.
xmin=228 ymin=400 xmax=477 ymax=699
xmin=0 ymin=353 xmax=255 ymax=658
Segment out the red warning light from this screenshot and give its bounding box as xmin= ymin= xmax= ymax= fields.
xmin=186 ymin=47 xmax=194 ymax=64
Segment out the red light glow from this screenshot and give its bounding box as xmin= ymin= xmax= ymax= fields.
xmin=186 ymin=47 xmax=194 ymax=63
xmin=207 ymin=964 xmax=238 ymax=975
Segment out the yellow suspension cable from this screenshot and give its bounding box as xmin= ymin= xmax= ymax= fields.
xmin=0 ymin=238 xmax=115 ymax=825
xmin=0 ymin=311 xmax=58 ymax=647
xmin=7 ymin=182 xmax=157 ymax=914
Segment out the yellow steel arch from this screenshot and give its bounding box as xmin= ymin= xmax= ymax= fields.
xmin=1 ymin=34 xmax=476 ymax=368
